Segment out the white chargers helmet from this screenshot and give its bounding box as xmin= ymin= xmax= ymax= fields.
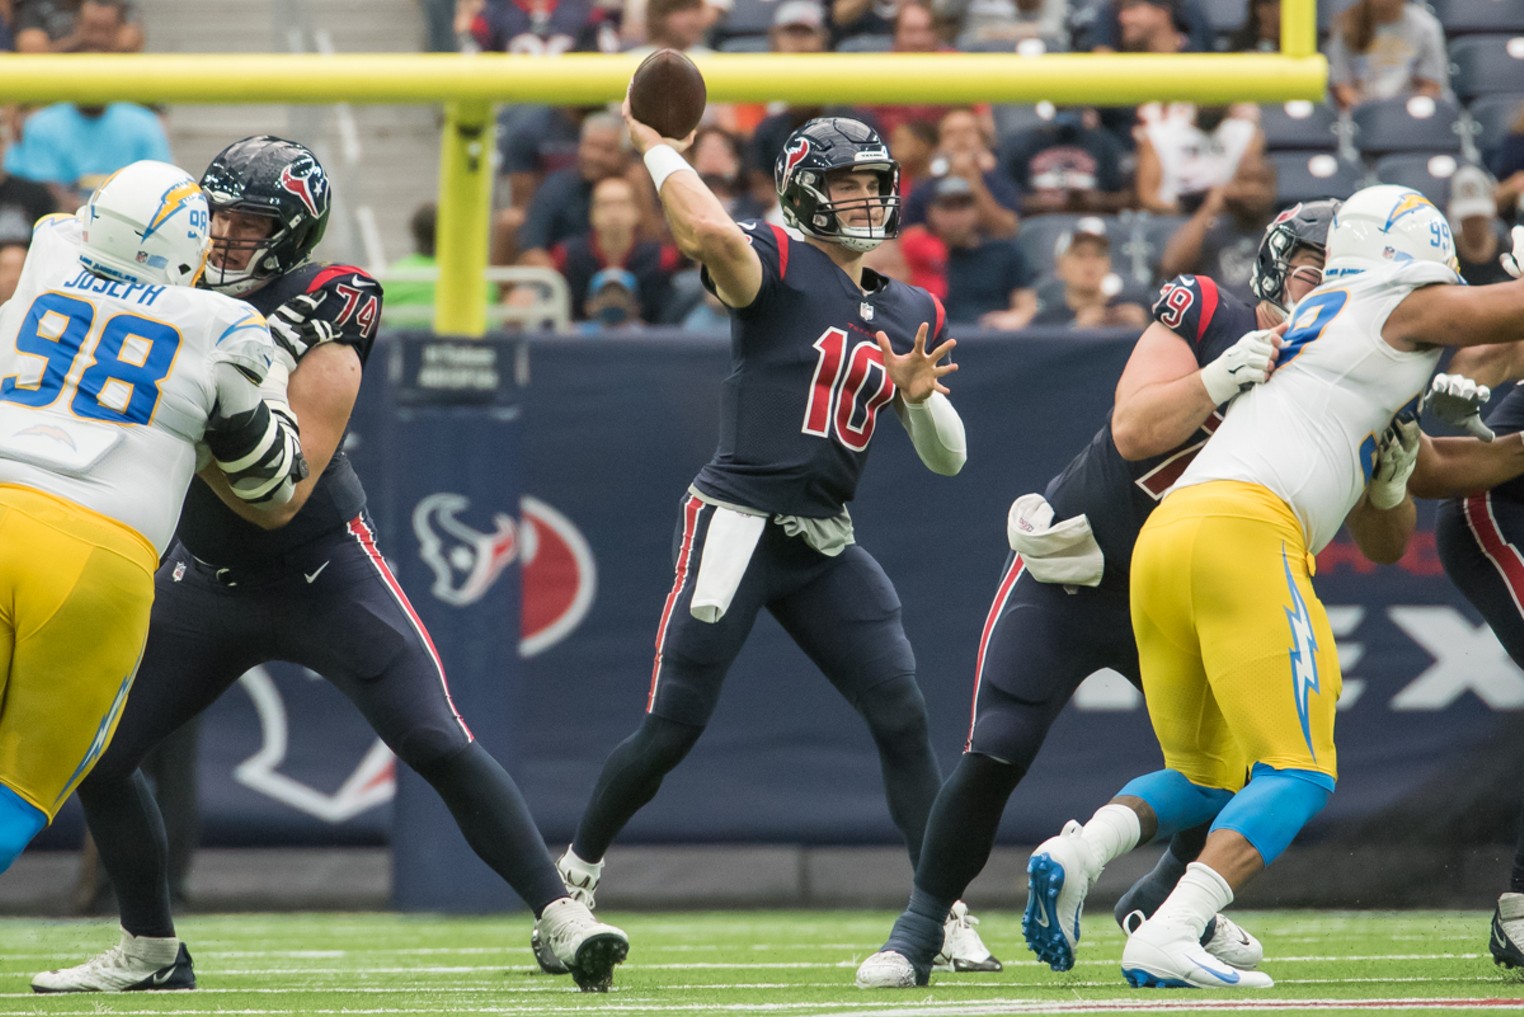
xmin=1323 ymin=184 xmax=1457 ymax=281
xmin=77 ymin=160 xmax=212 ymax=287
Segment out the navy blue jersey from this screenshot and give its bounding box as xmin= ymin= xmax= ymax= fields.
xmin=177 ymin=263 xmax=383 ymax=567
xmin=473 ymin=0 xmax=616 ymax=54
xmin=1484 ymin=386 xmax=1524 ymax=504
xmin=696 ymin=221 xmax=949 ymax=517
xmin=1044 ymin=274 xmax=1255 ymax=591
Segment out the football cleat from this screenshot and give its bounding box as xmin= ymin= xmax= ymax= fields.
xmin=1491 ymin=892 xmax=1524 ymax=969
xmin=1202 ymin=913 xmax=1263 ymax=970
xmin=32 ymin=930 xmax=195 ymax=993
xmin=934 ymin=900 xmax=1003 ymax=972
xmin=530 ymin=921 xmax=570 ymax=975
xmin=557 ymin=847 xmax=603 ymax=909
xmin=1023 ymin=819 xmax=1098 ymax=972
xmin=1121 ymin=917 xmax=1273 ymax=989
xmin=536 ymin=897 xmax=629 ymax=992
xmin=856 ymin=949 xmax=929 ymax=988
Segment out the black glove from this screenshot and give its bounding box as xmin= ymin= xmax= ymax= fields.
xmin=267 ymin=292 xmax=338 ymax=362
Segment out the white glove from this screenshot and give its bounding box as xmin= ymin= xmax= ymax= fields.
xmin=267 ymin=292 xmax=338 ymax=362
xmin=1368 ymin=417 xmax=1421 ymax=511
xmin=1199 ymin=327 xmax=1280 ymax=405
xmin=1422 ymin=372 xmax=1494 ymax=441
xmin=1501 ymin=224 xmax=1524 ymax=279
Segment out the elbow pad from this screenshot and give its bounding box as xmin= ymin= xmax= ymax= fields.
xmin=205 ymin=399 xmax=308 ymax=506
xmin=900 ymin=392 xmax=967 ymax=475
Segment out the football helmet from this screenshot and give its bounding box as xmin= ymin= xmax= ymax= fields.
xmin=199 ymin=136 xmax=331 ymax=296
xmin=1324 ymin=184 xmax=1457 ymax=280
xmin=1249 ymin=198 xmax=1339 ymax=318
xmin=774 ymin=117 xmax=901 ymax=253
xmin=77 ymin=160 xmax=212 ymax=288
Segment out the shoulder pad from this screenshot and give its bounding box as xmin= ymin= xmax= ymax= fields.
xmin=210 ymin=307 xmax=277 ymax=383
xmin=1151 ymin=274 xmax=1220 ymax=342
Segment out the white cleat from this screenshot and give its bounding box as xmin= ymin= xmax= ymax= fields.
xmin=1203 ymin=913 xmax=1263 ymax=970
xmin=32 ymin=929 xmax=195 ymax=993
xmin=536 ymin=897 xmax=629 ymax=993
xmin=855 ymin=949 xmax=927 ymax=988
xmin=1491 ymin=892 xmax=1524 ymax=969
xmin=1023 ymin=819 xmax=1098 ymax=971
xmin=934 ymin=900 xmax=1003 ymax=972
xmin=1122 ymin=917 xmax=1274 ymax=989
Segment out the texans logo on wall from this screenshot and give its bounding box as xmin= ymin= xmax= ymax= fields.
xmin=411 ymin=492 xmax=596 ymax=655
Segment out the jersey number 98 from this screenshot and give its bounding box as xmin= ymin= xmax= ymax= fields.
xmin=1 ymin=292 xmax=181 ymax=426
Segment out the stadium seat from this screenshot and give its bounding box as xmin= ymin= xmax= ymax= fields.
xmin=1467 ymin=93 xmax=1524 ymax=149
xmin=1268 ymin=150 xmax=1365 ymax=206
xmin=1451 ymin=34 xmax=1524 ymax=102
xmin=836 ymin=33 xmax=893 ymax=52
xmin=1133 ymin=213 xmax=1191 ymax=286
xmin=1371 ymin=152 xmax=1463 ymax=206
xmin=1428 ymin=0 xmax=1524 ymax=38
xmin=1013 ymin=213 xmax=1109 ymax=268
xmin=1203 ymin=0 xmax=1247 ymax=38
xmin=715 ymin=0 xmax=783 ymax=40
xmin=1258 ymin=101 xmax=1341 ymax=152
xmin=718 ymin=34 xmax=770 ymax=51
xmin=1350 ymin=96 xmax=1465 ymax=156
xmin=993 ymin=103 xmax=1054 ymax=142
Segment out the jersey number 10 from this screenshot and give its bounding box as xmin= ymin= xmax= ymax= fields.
xmin=1 ymin=292 xmax=179 ymax=426
xmin=802 ymin=327 xmax=894 ymax=452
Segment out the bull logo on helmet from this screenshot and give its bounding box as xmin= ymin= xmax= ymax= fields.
xmin=782 ymin=137 xmax=811 ymax=186
xmin=279 ymin=160 xmax=327 ymax=219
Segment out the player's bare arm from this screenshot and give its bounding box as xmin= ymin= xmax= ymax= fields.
xmin=1111 ymin=321 xmax=1286 ymax=461
xmin=1445 ymin=342 xmax=1524 ymax=389
xmin=1408 ymin=431 xmax=1524 ymax=499
xmin=1345 ymin=419 xmax=1420 ymax=564
xmin=624 ymin=99 xmax=762 ymax=309
xmin=200 ymin=341 xmax=362 ymax=529
xmin=1385 ymin=278 xmax=1524 ymax=352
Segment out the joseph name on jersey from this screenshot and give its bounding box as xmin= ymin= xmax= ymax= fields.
xmin=0 ymin=215 xmax=273 ymax=553
xmin=1177 ymin=259 xmax=1457 ymax=553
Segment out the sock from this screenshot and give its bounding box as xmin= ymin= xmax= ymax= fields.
xmin=1151 ymin=861 xmax=1234 ymax=939
xmin=882 ymin=887 xmax=951 ymax=969
xmin=120 ymin=927 xmax=181 ymax=966
xmin=412 ymin=742 xmax=568 ymax=916
xmin=912 ymin=753 xmax=1025 ymax=904
xmin=1081 ymin=803 xmax=1141 ymax=872
xmin=561 ymin=846 xmax=604 ymax=881
xmin=1114 ymin=825 xmax=1214 ymax=939
xmin=78 ymin=771 xmax=177 ymax=939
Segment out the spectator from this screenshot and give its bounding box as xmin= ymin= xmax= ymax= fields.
xmin=494 ymin=105 xmax=590 ymax=264
xmin=1134 ymin=102 xmax=1261 ymax=214
xmin=386 ymin=202 xmax=500 ymax=312
xmin=831 ymin=0 xmax=896 ymax=47
xmin=1158 ymin=150 xmax=1277 ymax=300
xmin=934 ymin=0 xmax=1066 ymax=46
xmin=5 ymin=101 xmax=170 ymax=208
xmin=998 ymin=107 xmax=1131 ymax=214
xmin=0 ymin=241 xmax=25 ymax=304
xmin=0 ymin=124 xmax=58 ymax=246
xmin=859 ymin=3 xmax=960 ymax=138
xmin=901 ymin=108 xmax=1020 ymax=237
xmin=1087 ymin=0 xmax=1213 ymax=53
xmin=467 ymin=0 xmax=617 ymax=52
xmin=580 ymin=268 xmax=648 ymax=330
xmin=517 ymin=112 xmax=631 ymax=267
xmin=899 ymin=175 xmax=1037 ymax=326
xmin=14 ymin=0 xmax=141 ymax=53
xmin=689 ymin=126 xmax=767 ymax=219
xmin=890 ymin=119 xmax=939 ymax=200
xmin=770 ymin=0 xmax=829 ymax=52
xmin=553 ymin=176 xmax=680 ymax=323
xmin=631 ymin=0 xmax=713 ymax=54
xmin=1487 ymin=101 xmax=1524 ymax=204
xmin=1226 ymin=0 xmax=1278 ymax=52
xmin=1029 ymin=217 xmax=1150 ymax=328
xmin=1327 ymin=0 xmax=1449 ymax=111
xmin=0 ymin=1 xmax=15 ymax=51
xmin=1450 ymin=164 xmax=1514 ymax=287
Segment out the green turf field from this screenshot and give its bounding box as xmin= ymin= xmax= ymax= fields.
xmin=2 ymin=910 xmax=1522 ymax=1015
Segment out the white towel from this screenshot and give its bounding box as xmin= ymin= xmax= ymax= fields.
xmin=690 ymin=506 xmax=767 ymax=623
xmin=1006 ymin=493 xmax=1105 ymax=587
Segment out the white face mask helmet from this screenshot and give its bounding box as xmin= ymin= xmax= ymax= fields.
xmin=77 ymin=160 xmax=212 ymax=287
xmin=1323 ymin=184 xmax=1458 ymax=281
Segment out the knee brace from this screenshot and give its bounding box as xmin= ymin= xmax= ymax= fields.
xmin=1117 ymin=769 xmax=1235 ymax=841
xmin=1210 ymin=764 xmax=1333 ymax=865
xmin=0 ymin=785 xmax=47 ymax=874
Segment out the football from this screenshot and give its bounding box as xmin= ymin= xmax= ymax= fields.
xmin=628 ymin=48 xmax=707 ymax=140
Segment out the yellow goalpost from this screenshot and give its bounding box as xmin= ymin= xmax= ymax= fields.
xmin=0 ymin=0 xmax=1323 ymax=336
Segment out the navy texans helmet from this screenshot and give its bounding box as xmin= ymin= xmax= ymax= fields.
xmin=774 ymin=117 xmax=901 ymax=253
xmin=199 ymin=135 xmax=331 ymax=296
xmin=1250 ymin=198 xmax=1340 ymax=318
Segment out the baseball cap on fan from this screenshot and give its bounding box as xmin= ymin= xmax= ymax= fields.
xmin=1055 ymin=216 xmax=1110 ymax=256
xmin=774 ymin=0 xmax=824 ymax=29
xmin=1448 ymin=164 xmax=1497 ymax=225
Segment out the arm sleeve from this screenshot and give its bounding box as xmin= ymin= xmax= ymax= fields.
xmin=205 ymin=353 xmax=307 ymax=507
xmin=896 ymin=391 xmax=967 ymax=475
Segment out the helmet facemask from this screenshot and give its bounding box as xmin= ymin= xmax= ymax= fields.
xmin=783 ymin=165 xmax=902 ymax=253
xmin=201 ymin=206 xmax=284 ymax=296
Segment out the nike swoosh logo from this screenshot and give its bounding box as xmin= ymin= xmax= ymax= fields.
xmin=150 ymin=968 xmax=176 ymax=985
xmin=1192 ymin=958 xmax=1241 ymax=984
xmin=1495 ymin=923 xmax=1509 ymax=949
xmin=738 ymin=221 xmax=758 ymax=230
xmin=304 ymin=561 xmax=330 ymax=583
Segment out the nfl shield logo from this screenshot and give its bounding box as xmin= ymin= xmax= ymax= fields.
xmin=860 ymin=301 xmax=874 ymax=321
xmin=172 ymin=561 xmax=186 ymax=582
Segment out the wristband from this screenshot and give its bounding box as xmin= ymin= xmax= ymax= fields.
xmin=643 ymin=145 xmax=696 ymax=192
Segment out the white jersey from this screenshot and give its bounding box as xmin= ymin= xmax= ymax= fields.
xmin=0 ymin=215 xmax=273 ymax=553
xmin=1175 ymin=259 xmax=1456 ymax=553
